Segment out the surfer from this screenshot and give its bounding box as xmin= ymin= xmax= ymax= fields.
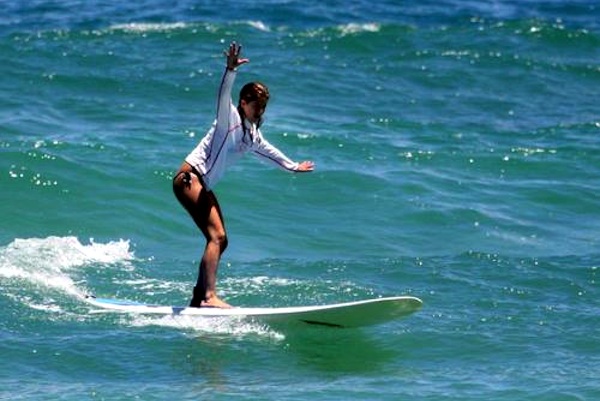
xmin=173 ymin=42 xmax=315 ymax=308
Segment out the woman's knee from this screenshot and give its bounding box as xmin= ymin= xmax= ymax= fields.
xmin=211 ymin=232 xmax=228 ymax=253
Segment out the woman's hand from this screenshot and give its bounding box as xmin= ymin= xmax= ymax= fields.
xmin=225 ymin=41 xmax=249 ymax=71
xmin=296 ymin=161 xmax=315 ymax=172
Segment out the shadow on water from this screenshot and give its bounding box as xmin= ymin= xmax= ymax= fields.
xmin=280 ymin=326 xmax=395 ymax=373
xmin=181 ymin=322 xmax=395 ymax=377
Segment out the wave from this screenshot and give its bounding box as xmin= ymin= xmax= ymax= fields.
xmin=0 ymin=236 xmax=291 ymax=339
xmin=105 ymin=20 xmax=380 ymax=36
xmin=127 ymin=314 xmax=284 ymax=340
xmin=91 ymin=20 xmax=272 ymax=35
xmin=108 ymin=22 xmax=190 ymax=33
xmin=7 ymin=19 xmax=392 ymax=41
xmin=0 ymin=236 xmax=135 ymax=306
xmin=336 ymin=22 xmax=381 ymax=36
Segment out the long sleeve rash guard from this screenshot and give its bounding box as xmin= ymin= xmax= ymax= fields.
xmin=185 ymin=68 xmax=299 ymax=190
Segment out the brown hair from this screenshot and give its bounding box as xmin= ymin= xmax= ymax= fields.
xmin=239 ymin=82 xmax=270 ymax=107
xmin=238 ymin=82 xmax=270 ymax=132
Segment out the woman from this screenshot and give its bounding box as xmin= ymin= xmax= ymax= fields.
xmin=173 ymin=42 xmax=315 ymax=308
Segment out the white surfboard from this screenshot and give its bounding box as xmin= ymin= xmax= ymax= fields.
xmin=85 ymin=295 xmax=422 ymax=328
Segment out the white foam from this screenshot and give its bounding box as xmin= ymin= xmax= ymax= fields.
xmin=109 ymin=20 xmax=272 ymax=35
xmin=28 ymin=302 xmax=63 ymax=313
xmin=247 ymin=20 xmax=270 ymax=32
xmin=115 ymin=277 xmax=187 ymax=296
xmin=109 ymin=22 xmax=188 ymax=33
xmin=127 ymin=314 xmax=285 ymax=341
xmin=221 ymin=275 xmax=301 ymax=298
xmin=0 ymin=236 xmax=135 ymax=301
xmin=337 ymin=23 xmax=381 ymax=36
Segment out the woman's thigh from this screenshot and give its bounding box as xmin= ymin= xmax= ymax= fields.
xmin=173 ymin=171 xmax=226 ymax=240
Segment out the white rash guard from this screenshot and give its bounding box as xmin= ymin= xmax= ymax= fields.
xmin=185 ymin=68 xmax=299 ymax=190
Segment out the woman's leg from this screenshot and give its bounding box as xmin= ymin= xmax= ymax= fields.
xmin=173 ymin=165 xmax=231 ymax=308
xmin=192 ymin=190 xmax=230 ymax=308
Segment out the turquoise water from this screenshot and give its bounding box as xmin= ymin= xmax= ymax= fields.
xmin=1 ymin=1 xmax=599 ymax=399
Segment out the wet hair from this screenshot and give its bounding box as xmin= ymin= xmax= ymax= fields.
xmin=238 ymin=82 xmax=270 ymax=131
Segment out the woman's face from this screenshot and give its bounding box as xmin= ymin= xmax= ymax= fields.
xmin=241 ymin=99 xmax=267 ymax=123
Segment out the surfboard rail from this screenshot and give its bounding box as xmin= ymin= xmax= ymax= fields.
xmin=85 ymin=295 xmax=422 ymax=328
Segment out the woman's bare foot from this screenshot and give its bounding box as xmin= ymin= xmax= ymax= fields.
xmin=200 ymin=296 xmax=232 ymax=309
xmin=190 ymin=286 xmax=232 ymax=308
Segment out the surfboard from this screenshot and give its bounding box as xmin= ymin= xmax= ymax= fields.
xmin=85 ymin=295 xmax=422 ymax=328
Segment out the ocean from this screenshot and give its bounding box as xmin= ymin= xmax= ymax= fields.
xmin=1 ymin=1 xmax=599 ymax=399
